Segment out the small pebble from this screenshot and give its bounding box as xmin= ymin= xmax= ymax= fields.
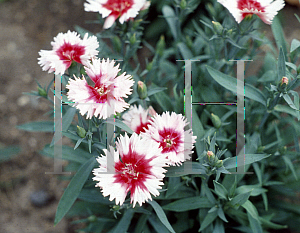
xmin=30 ymin=190 xmax=52 ymax=207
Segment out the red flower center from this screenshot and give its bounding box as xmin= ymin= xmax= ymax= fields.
xmin=103 ymin=0 xmax=134 ymax=17
xmin=56 ymin=42 xmax=85 ymax=68
xmin=237 ymin=0 xmax=265 ymax=18
xmin=87 ymin=83 xmax=110 ymax=103
xmin=159 ymin=129 xmax=181 ymax=153
xmin=135 ymin=117 xmax=150 ymax=134
xmin=114 ymin=150 xmax=153 ymax=195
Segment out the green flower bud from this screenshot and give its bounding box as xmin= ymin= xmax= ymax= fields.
xmin=211 ymin=113 xmax=222 ymax=129
xmin=185 ymin=35 xmax=193 ymax=49
xmin=257 ymin=146 xmax=265 ymax=153
xmin=216 ymin=159 xmax=223 ymax=168
xmin=87 ymin=215 xmax=97 ymax=222
xmin=112 ymin=205 xmax=121 ymax=211
xmin=76 ymin=125 xmax=86 ymax=138
xmin=129 ymin=33 xmax=136 ymax=45
xmin=279 ymin=146 xmax=287 ymax=155
xmin=38 ymin=87 xmax=47 ymax=97
xmin=180 ymin=0 xmax=187 ymax=9
xmin=206 ymin=3 xmax=216 ymax=17
xmin=112 ymin=36 xmax=122 ymax=53
xmin=212 ymin=21 xmax=223 ymax=35
xmin=137 ymin=81 xmax=148 ymax=100
xmin=156 ymin=35 xmax=165 ymax=56
xmin=146 ymin=61 xmax=153 ymax=71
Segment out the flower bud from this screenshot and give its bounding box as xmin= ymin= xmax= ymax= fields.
xmin=76 ymin=125 xmax=86 ymax=138
xmin=257 ymin=146 xmax=265 ymax=153
xmin=146 ymin=61 xmax=153 ymax=71
xmin=38 ymin=87 xmax=47 ymax=97
xmin=212 ymin=21 xmax=223 ymax=35
xmin=216 ymin=159 xmax=223 ymax=168
xmin=112 ymin=205 xmax=121 ymax=211
xmin=211 ymin=113 xmax=222 ymax=129
xmin=137 ymin=81 xmax=148 ymax=99
xmin=156 ymin=35 xmax=165 ymax=56
xmin=129 ymin=33 xmax=136 ymax=45
xmin=88 ymin=215 xmax=97 ymax=222
xmin=281 ymin=76 xmax=289 ymax=86
xmin=279 ymin=146 xmax=287 ymax=155
xmin=180 ymin=0 xmax=187 ymax=9
xmin=207 ymin=150 xmax=215 ymax=161
xmin=185 ymin=35 xmax=193 ymax=49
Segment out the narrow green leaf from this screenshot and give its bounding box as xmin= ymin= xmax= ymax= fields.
xmin=262 ymin=192 xmax=268 ymax=211
xmin=148 ymin=214 xmax=170 ymax=233
xmin=78 ymin=188 xmax=113 ymax=204
xmin=134 ymin=214 xmax=149 ymax=233
xmin=40 ymin=144 xmax=91 ymax=164
xmin=162 ymin=196 xmax=213 ymax=212
xmin=54 ymin=156 xmax=97 ymax=225
xmin=283 ymin=93 xmax=298 ymax=110
xmin=283 ymin=155 xmax=298 ymax=180
xmin=162 ymin=5 xmax=177 ymax=41
xmin=147 ymin=86 xmax=167 ymax=97
xmin=274 ymin=104 xmax=299 ymax=118
xmin=253 ymin=163 xmax=262 ymax=186
xmin=290 ymin=39 xmax=300 ymax=53
xmin=111 ymin=209 xmax=134 ymax=233
xmin=271 ymin=16 xmax=288 ymax=59
xmin=289 ymin=90 xmax=300 ymax=119
xmin=165 ymin=162 xmax=206 ymax=177
xmin=206 ymin=66 xmax=266 ymax=106
xmin=223 ymin=154 xmax=270 ymax=169
xmin=192 ymin=108 xmax=205 ymax=156
xmin=105 ymin=118 xmax=133 ymax=134
xmin=199 ymin=210 xmax=218 ymax=232
xmin=245 ymin=83 xmax=267 ymax=107
xmin=17 ymin=121 xmax=54 ymax=132
xmin=153 ymin=91 xmax=173 ymax=112
xmin=242 ymin=200 xmax=263 ymax=233
xmin=213 ymin=181 xmax=228 ymax=200
xmin=277 ymin=47 xmax=286 ymax=82
xmin=62 ymin=107 xmax=76 ymax=131
xmin=229 ymin=191 xmax=251 ymax=207
xmin=178 ymin=42 xmax=193 ymax=59
xmin=148 ymin=200 xmax=176 ymax=233
xmin=236 ymin=185 xmax=267 ymax=196
xmin=217 ymin=207 xmax=228 ymax=222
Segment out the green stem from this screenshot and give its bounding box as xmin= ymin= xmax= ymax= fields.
xmin=259 ymin=93 xmax=280 ymax=130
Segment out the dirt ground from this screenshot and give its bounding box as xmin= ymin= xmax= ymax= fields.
xmin=0 ymin=1 xmax=299 ymax=233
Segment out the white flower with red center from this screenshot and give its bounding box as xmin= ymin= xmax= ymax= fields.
xmin=141 ymin=112 xmax=197 ymax=166
xmin=92 ymin=133 xmax=167 ymax=207
xmin=218 ymin=0 xmax=285 ymax=25
xmin=122 ymin=105 xmax=156 ymax=134
xmin=38 ymin=30 xmax=99 ymax=75
xmin=84 ymin=0 xmax=147 ymax=29
xmin=66 ymin=58 xmax=134 ymax=119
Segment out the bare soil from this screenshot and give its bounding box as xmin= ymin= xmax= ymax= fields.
xmin=0 ymin=1 xmax=299 ymax=232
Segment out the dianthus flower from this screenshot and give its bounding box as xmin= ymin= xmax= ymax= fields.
xmin=84 ymin=0 xmax=147 ymax=29
xmin=66 ymin=58 xmax=134 ymax=119
xmin=38 ymin=30 xmax=99 ymax=75
xmin=122 ymin=105 xmax=156 ymax=134
xmin=218 ymin=0 xmax=285 ymax=25
xmin=141 ymin=112 xmax=197 ymax=166
xmin=92 ymin=133 xmax=168 ymax=207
